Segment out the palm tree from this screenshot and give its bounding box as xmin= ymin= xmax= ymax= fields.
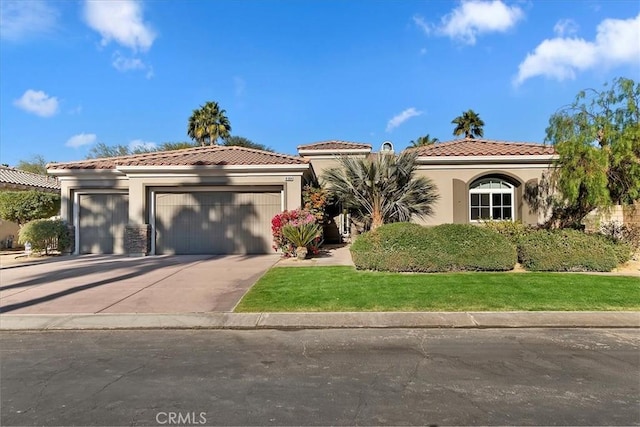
xmin=187 ymin=101 xmax=232 ymax=146
xmin=452 ymin=109 xmax=485 ymax=139
xmin=322 ymin=151 xmax=439 ymax=231
xmin=410 ymin=134 xmax=439 ymax=148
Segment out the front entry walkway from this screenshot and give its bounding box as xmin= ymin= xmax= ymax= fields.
xmin=0 ymin=255 xmax=279 ymax=314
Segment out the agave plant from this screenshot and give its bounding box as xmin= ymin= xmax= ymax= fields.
xmin=282 ymin=223 xmax=322 ymax=259
xmin=282 ymin=223 xmax=321 ymax=248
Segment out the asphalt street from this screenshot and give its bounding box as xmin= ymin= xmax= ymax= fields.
xmin=1 ymin=328 xmax=639 ymax=426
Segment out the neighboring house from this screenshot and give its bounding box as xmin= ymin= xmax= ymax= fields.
xmin=48 ymin=139 xmax=556 ymax=256
xmin=0 ymin=166 xmax=61 ymax=249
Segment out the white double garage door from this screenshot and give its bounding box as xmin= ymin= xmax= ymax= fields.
xmin=77 ymin=189 xmax=282 ymax=255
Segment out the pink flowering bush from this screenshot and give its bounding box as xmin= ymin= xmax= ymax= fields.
xmin=272 ymin=208 xmax=322 ymax=257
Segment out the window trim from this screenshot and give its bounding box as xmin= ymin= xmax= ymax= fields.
xmin=469 ymin=178 xmax=515 ymax=222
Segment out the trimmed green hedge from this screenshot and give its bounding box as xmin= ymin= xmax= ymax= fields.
xmin=519 ymin=229 xmax=622 ymax=272
xmin=351 ymin=223 xmax=517 ymax=272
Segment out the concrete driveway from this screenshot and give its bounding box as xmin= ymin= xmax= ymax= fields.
xmin=0 ymin=255 xmax=279 ymax=314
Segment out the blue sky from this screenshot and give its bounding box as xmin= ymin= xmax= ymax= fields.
xmin=1 ymin=0 xmax=638 ymax=166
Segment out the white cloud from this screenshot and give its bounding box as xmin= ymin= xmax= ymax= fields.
xmin=553 ymin=18 xmax=579 ymax=37
xmin=386 ymin=108 xmax=423 ymax=132
xmin=413 ymin=15 xmax=432 ymax=35
xmin=0 ymin=0 xmax=58 ymax=41
xmin=514 ymin=14 xmax=640 ymax=85
xmin=112 ymin=51 xmax=145 ymax=71
xmin=111 ymin=51 xmax=154 ymax=78
xmin=13 ymin=89 xmax=59 ymax=117
xmin=129 ymin=139 xmax=156 ymax=151
xmin=422 ymin=0 xmax=524 ymax=45
xmin=66 ymin=133 xmax=97 ymax=148
xmin=83 ymin=0 xmax=156 ymax=52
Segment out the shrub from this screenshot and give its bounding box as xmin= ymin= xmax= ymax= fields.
xmin=481 ymin=220 xmax=533 ymax=245
xmin=351 ymin=223 xmax=517 ymax=272
xmin=18 ymin=218 xmax=70 ymax=255
xmin=519 ymin=229 xmax=620 ymax=272
xmin=271 ymin=209 xmax=321 ymax=257
xmin=0 ymin=191 xmax=60 ymax=226
xmin=598 ymin=221 xmax=639 ymax=261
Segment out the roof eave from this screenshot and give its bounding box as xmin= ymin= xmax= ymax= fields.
xmin=115 ymin=164 xmax=310 ymax=174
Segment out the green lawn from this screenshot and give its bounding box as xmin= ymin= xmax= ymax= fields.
xmin=235 ymin=266 xmax=640 ymax=312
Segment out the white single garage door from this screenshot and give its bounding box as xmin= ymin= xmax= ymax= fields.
xmin=154 ymin=191 xmax=281 ymax=255
xmin=78 ymin=194 xmax=129 ymax=254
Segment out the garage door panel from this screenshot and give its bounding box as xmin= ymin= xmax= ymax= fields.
xmin=155 ymin=191 xmax=280 ymax=255
xmin=79 ymin=194 xmax=129 ymax=254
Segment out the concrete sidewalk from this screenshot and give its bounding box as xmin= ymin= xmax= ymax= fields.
xmin=1 ymin=311 xmax=638 ymax=330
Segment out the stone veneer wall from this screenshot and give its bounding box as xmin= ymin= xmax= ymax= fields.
xmin=125 ymin=224 xmax=150 ymax=256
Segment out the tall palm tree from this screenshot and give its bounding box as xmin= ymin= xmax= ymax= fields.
xmin=452 ymin=109 xmax=485 ymax=139
xmin=187 ymin=101 xmax=232 ymax=146
xmin=410 ymin=134 xmax=439 ymax=148
xmin=323 ymin=151 xmax=439 ymax=230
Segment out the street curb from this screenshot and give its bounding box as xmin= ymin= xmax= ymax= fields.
xmin=1 ymin=311 xmax=638 ymax=331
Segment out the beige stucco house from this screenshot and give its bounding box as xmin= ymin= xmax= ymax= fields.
xmin=0 ymin=166 xmax=61 ymax=249
xmin=48 ymin=139 xmax=556 ymax=256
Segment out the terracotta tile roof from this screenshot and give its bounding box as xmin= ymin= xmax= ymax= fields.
xmin=297 ymin=140 xmax=372 ymax=151
xmin=47 ymin=145 xmax=308 ymax=170
xmin=0 ymin=166 xmax=60 ymax=191
xmin=413 ymin=138 xmax=556 ymax=157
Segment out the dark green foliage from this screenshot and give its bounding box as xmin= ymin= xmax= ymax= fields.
xmin=527 ymin=77 xmax=640 ymax=228
xmin=452 ymin=109 xmax=485 ymax=139
xmin=223 ymin=136 xmax=273 ymax=152
xmin=16 ymin=154 xmax=49 ymax=175
xmin=481 ymin=220 xmax=533 ymax=246
xmin=351 ymin=223 xmax=517 ymax=272
xmin=0 ymin=191 xmax=60 ymax=226
xmin=187 ymin=101 xmax=231 ymax=146
xmin=86 ymin=141 xmax=198 ymax=159
xmin=18 ymin=218 xmax=70 ymax=255
xmin=519 ymin=229 xmax=621 ymax=272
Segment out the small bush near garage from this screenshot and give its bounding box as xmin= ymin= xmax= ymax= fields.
xmin=519 ymin=229 xmax=621 ymax=272
xmin=18 ymin=218 xmax=70 ymax=255
xmin=350 ymin=223 xmax=517 ymax=272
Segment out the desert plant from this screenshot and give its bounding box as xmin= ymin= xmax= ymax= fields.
xmin=18 ymin=218 xmax=70 ymax=255
xmin=323 ymin=151 xmax=439 ymax=231
xmin=271 ymin=209 xmax=321 ymax=257
xmin=282 ymin=223 xmax=322 ymax=259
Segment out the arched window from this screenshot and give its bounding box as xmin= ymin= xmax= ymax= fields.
xmin=469 ymin=177 xmax=515 ymax=221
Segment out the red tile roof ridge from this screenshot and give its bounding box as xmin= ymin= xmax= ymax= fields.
xmin=435 ymin=137 xmax=549 ymax=146
xmin=297 ymin=140 xmax=372 ymax=149
xmin=48 ymin=145 xmax=308 ymax=169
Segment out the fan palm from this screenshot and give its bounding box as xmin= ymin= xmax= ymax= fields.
xmin=187 ymin=101 xmax=232 ymax=146
xmin=452 ymin=109 xmax=485 ymax=139
xmin=323 ymin=151 xmax=439 ymax=231
xmin=410 ymin=134 xmax=439 ymax=147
